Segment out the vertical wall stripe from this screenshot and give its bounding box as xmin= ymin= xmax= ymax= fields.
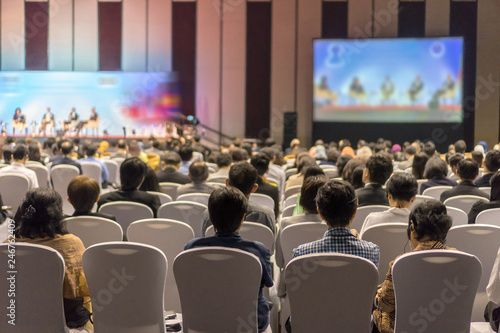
xmin=48 ymin=0 xmax=73 ymax=70
xmin=398 ymin=1 xmax=425 ymax=37
xmin=425 ymin=0 xmax=450 ymax=36
xmin=98 ymin=1 xmax=122 ymax=71
xmin=271 ymin=0 xmax=297 ymax=144
xmin=373 ymin=0 xmax=399 ymax=37
xmin=296 ymin=0 xmax=322 ymax=145
xmin=196 ymin=0 xmax=221 ymax=138
xmin=348 ymin=0 xmax=373 ymax=38
xmin=147 ymin=0 xmax=172 ymax=72
xmin=1 ymin=0 xmax=25 ymax=70
xmin=172 ymin=1 xmax=196 ymax=116
xmin=25 ymin=2 xmax=48 ymax=70
xmin=475 ymin=0 xmax=500 ymax=146
xmin=122 ymin=0 xmax=146 ymax=71
xmin=74 ymin=0 xmax=98 ymax=71
xmin=245 ymin=1 xmax=271 ymax=139
xmin=322 ymin=1 xmax=348 ymax=38
xmin=221 ymin=0 xmax=246 ymax=138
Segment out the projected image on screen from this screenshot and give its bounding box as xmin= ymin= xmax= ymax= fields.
xmin=313 ymin=37 xmax=464 ymax=123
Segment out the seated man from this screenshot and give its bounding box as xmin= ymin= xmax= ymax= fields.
xmin=110 ymin=140 xmax=128 ymax=159
xmin=420 ymin=156 xmax=457 ymax=194
xmin=250 ymin=153 xmax=279 ymax=218
xmin=98 ymin=157 xmax=160 ymax=217
xmin=184 ymin=187 xmax=274 ymax=333
xmin=448 ymin=153 xmax=465 ymax=182
xmin=0 ymin=144 xmax=39 ymax=189
xmin=476 ymin=150 xmax=500 ymax=187
xmin=201 ymin=162 xmax=275 ymax=236
xmin=356 ymin=153 xmax=393 ymax=207
xmin=156 ymin=151 xmax=191 ymax=184
xmin=67 ymin=175 xmax=116 ymax=221
xmin=440 ymin=158 xmax=490 ymax=202
xmin=178 ymin=144 xmax=193 ymax=175
xmin=51 ymin=141 xmax=83 ymax=174
xmin=360 ymin=173 xmax=417 ymax=236
xmin=79 ymin=143 xmax=109 ymax=186
xmin=176 ymin=162 xmax=217 ymax=196
xmin=468 ymin=171 xmax=500 ymax=224
xmin=209 ymin=152 xmax=232 ymax=180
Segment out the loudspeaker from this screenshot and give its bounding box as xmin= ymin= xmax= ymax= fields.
xmin=283 ymin=112 xmax=297 ymax=149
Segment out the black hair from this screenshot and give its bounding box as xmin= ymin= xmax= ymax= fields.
xmin=454 ymin=140 xmax=467 ymax=154
xmin=117 ymin=139 xmax=127 ymax=149
xmin=336 ymin=155 xmax=353 ymax=176
xmin=471 ymin=151 xmax=483 ymax=168
xmin=6 ymin=136 xmax=14 ymax=144
xmin=412 ymin=153 xmax=428 ymax=179
xmin=179 ymin=144 xmax=193 ymax=162
xmin=260 ymin=147 xmax=276 ymax=161
xmin=12 ymin=144 xmax=28 ymax=160
xmin=327 ymin=149 xmax=340 ymax=163
xmin=341 ymin=158 xmax=364 ymax=184
xmin=250 ymin=153 xmax=270 ymax=176
xmin=351 ymin=166 xmax=365 ymax=190
xmin=409 ymin=200 xmax=452 ymax=242
xmin=485 ymin=150 xmax=500 ymax=172
xmin=139 ymin=166 xmax=160 ymax=192
xmin=303 ymin=165 xmax=325 ymax=181
xmin=61 ymin=141 xmax=74 ymax=155
xmin=230 ymin=148 xmax=248 ymax=162
xmin=209 ymin=187 xmax=248 ymax=234
xmin=163 ymin=151 xmax=181 ymax=166
xmin=120 ymin=157 xmax=147 ymax=190
xmin=423 ymin=141 xmax=436 ymax=157
xmin=448 ymin=153 xmax=465 ymax=168
xmin=457 ymin=158 xmax=479 ymax=181
xmin=365 ymin=153 xmax=393 ymax=185
xmin=189 ymin=162 xmax=209 ymax=183
xmin=228 ymin=162 xmax=258 ymax=196
xmin=405 ymin=145 xmax=417 ymax=156
xmin=424 ymin=156 xmax=448 ymax=179
xmin=84 ymin=143 xmax=98 ymax=157
xmin=386 ymin=173 xmax=418 ymax=202
xmin=28 ymin=143 xmax=41 ymax=162
xmin=299 ymin=175 xmax=328 ymax=214
xmin=297 ymin=155 xmax=317 ymax=174
xmin=316 ymin=180 xmax=357 ymax=228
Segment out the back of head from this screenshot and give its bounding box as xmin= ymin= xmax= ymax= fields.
xmin=117 ymin=139 xmax=127 ymax=150
xmin=387 ymin=173 xmax=418 ymax=202
xmin=454 ymin=140 xmax=467 ymax=154
xmin=230 ymin=148 xmax=248 ymax=162
xmin=179 ymin=144 xmax=193 ymax=162
xmin=163 ymin=151 xmax=181 ymax=166
xmin=327 ymin=149 xmax=340 ymax=163
xmin=217 ymin=152 xmax=233 ymax=169
xmin=120 ymin=157 xmax=147 ymax=190
xmin=12 ymin=144 xmax=28 ymax=161
xmin=351 ymin=166 xmax=365 ymax=189
xmin=412 ymin=152 xmax=428 ymax=179
xmin=316 ymin=180 xmax=357 ymax=228
xmin=448 ymin=153 xmax=465 ymax=169
xmin=457 ymin=158 xmax=479 ymax=181
xmin=228 ymin=162 xmax=258 ymax=196
xmin=209 ymin=187 xmax=248 ymax=234
xmin=366 ymin=153 xmax=393 ymax=185
xmin=297 ymin=155 xmax=317 ymax=174
xmin=424 ymin=156 xmax=448 ymax=179
xmin=490 ymin=171 xmax=500 ymax=201
xmin=336 ymin=155 xmax=353 ymax=176
xmin=471 ymin=151 xmax=484 ymax=168
xmin=61 ymin=141 xmax=74 ymax=155
xmin=6 ymin=136 xmax=14 ymax=144
xmin=189 ymin=161 xmax=209 ymax=183
xmin=152 ymin=140 xmax=160 ymax=149
xmin=423 ymin=141 xmax=436 ymax=158
xmin=128 ymin=142 xmax=141 ymax=157
xmin=342 ymin=158 xmax=364 ymax=183
xmin=409 ymin=200 xmax=452 ymax=242
xmin=405 ymin=145 xmax=417 ymax=156
xmin=485 ymin=150 xmax=500 ymax=172
xmin=250 ymin=153 xmax=270 ymax=176
xmin=28 ymin=142 xmax=41 ymax=161
xmin=265 ymin=138 xmax=276 ymax=147
xmin=303 ymin=165 xmax=325 ymax=181
xmin=84 ymin=143 xmax=98 ymax=157
xmin=300 ymin=175 xmax=328 ymax=214
xmin=139 ymin=166 xmax=160 ymax=192
xmin=67 ymin=175 xmax=100 ymax=213
xmin=260 ymin=147 xmax=276 ymax=162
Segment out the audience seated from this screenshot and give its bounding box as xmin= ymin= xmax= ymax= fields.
xmin=420 ymin=156 xmax=457 ymax=194
xmin=52 ymin=141 xmax=83 ymax=174
xmin=342 ymin=158 xmax=364 ymax=186
xmin=177 ymin=162 xmax=217 ymax=196
xmin=156 ymin=151 xmax=191 ymax=184
xmin=139 ymin=166 xmax=161 ymax=192
xmin=398 ymin=145 xmax=416 ymax=170
xmin=336 ymin=154 xmax=353 ymax=176
xmin=250 ymin=153 xmax=279 ymax=217
xmin=184 ymin=187 xmax=273 ymax=333
xmin=201 ymin=162 xmax=275 ymax=236
xmin=356 ymin=153 xmax=393 ymax=207
xmin=67 ymin=175 xmax=116 ymax=221
xmin=373 ymin=200 xmax=454 ymax=333
xmin=28 ymin=142 xmax=44 ymax=165
xmin=261 ymin=147 xmax=286 ymax=188
xmin=361 ymin=173 xmax=417 ymax=235
xmin=476 ymin=150 xmax=500 ymax=187
xmin=448 ymin=153 xmax=465 ymax=181
xmin=79 ymin=143 xmax=109 ymax=185
xmin=411 ymin=152 xmax=428 ymax=180
xmin=286 ymin=155 xmax=316 ymax=190
xmin=468 ymin=171 xmax=500 ymax=223
xmin=423 ymin=141 xmax=437 ymax=158
xmin=144 ymin=139 xmax=163 ymax=155
xmin=471 ymin=150 xmax=484 ymax=171
xmin=98 ymin=157 xmax=160 ymax=217
xmin=48 ymin=139 xmax=66 ymax=163
xmin=440 ymin=158 xmax=489 ymax=202
xmin=178 ymin=144 xmax=193 ymax=175
xmin=209 ymin=152 xmax=232 ymax=179
xmin=110 ymin=139 xmax=128 ymax=159
xmin=0 ymin=144 xmax=39 ymax=189
xmin=128 ymin=142 xmax=148 ymax=164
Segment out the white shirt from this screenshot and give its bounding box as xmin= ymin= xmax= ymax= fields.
xmin=487 ymin=246 xmax=500 ymax=304
xmin=0 ymin=162 xmax=39 ymax=189
xmin=360 ymin=207 xmax=410 ymax=237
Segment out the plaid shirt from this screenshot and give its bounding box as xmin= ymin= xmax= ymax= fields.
xmin=292 ymin=227 xmax=380 ymax=267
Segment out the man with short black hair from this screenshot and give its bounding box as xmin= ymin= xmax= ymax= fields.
xmin=145 ymin=139 xmax=163 ymax=155
xmin=156 ymin=151 xmax=191 ymax=184
xmin=209 ymin=152 xmax=233 ymax=180
xmin=184 ymin=187 xmax=274 ymax=333
xmin=475 ymin=150 xmax=500 ymax=187
xmin=80 ymin=143 xmax=109 ymax=185
xmin=201 ymin=162 xmax=275 ymax=236
xmin=440 ymin=158 xmax=489 ymax=202
xmin=448 ymin=153 xmax=465 ymax=181
xmin=110 ymin=139 xmax=128 ymax=159
xmin=52 ymin=141 xmax=82 ymax=174
xmin=423 ymin=141 xmax=437 ymax=158
xmin=250 ymin=153 xmax=279 ymax=217
xmin=177 ymin=162 xmax=217 ymax=196
xmin=454 ymin=140 xmax=467 ymax=154
xmin=356 ymin=153 xmax=393 ymax=206
xmin=0 ymin=144 xmax=38 ymax=189
xmin=398 ymin=145 xmax=417 ymax=170
xmin=178 ymin=144 xmax=193 ymax=175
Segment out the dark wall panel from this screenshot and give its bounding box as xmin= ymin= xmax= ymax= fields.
xmin=398 ymin=1 xmax=425 ymax=37
xmin=25 ymin=2 xmax=48 ymax=70
xmin=99 ymin=2 xmax=122 ymax=71
xmin=322 ymin=1 xmax=348 ymax=38
xmin=245 ymin=2 xmax=272 ymax=138
xmin=172 ymin=2 xmax=196 ymax=117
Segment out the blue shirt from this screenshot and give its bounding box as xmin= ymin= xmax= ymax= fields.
xmin=80 ymin=156 xmax=109 ymax=183
xmin=184 ymin=232 xmax=274 ymax=332
xmin=178 ymin=161 xmax=191 ymax=175
xmin=292 ymin=227 xmax=380 ymax=267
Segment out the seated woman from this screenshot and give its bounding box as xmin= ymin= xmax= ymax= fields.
xmin=373 ymin=200 xmax=455 ymax=333
xmin=468 ymin=171 xmax=500 ymax=224
xmin=8 ymin=188 xmax=92 ymax=331
xmin=419 ymin=156 xmax=457 ymax=194
xmin=411 ymin=152 xmax=428 ymax=181
xmin=68 ymin=175 xmax=116 ymax=221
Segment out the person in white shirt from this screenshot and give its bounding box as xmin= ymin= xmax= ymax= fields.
xmin=360 ymin=172 xmax=417 ymax=237
xmin=0 ymin=144 xmax=39 ymax=189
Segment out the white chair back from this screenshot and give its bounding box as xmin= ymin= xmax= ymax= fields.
xmin=82 ymin=242 xmax=167 ymax=333
xmin=350 ymin=205 xmax=389 ymax=233
xmin=282 ymin=204 xmax=296 ymax=218
xmin=174 ymin=247 xmax=262 ymax=332
xmin=280 ymin=222 xmax=328 ymax=267
xmin=416 ymin=179 xmax=427 ymax=193
xmin=103 ymin=159 xmax=119 ymax=184
xmin=159 ymin=182 xmax=180 ymax=200
xmin=98 ymin=201 xmax=154 ymax=239
xmin=392 ymin=250 xmax=481 ymax=332
xmin=479 ymin=187 xmax=491 ymax=196
xmin=361 ymin=223 xmax=408 ymax=284
xmin=50 ymin=165 xmax=80 ymax=214
xmin=284 ymin=185 xmax=302 ymax=199
xmin=446 ymin=206 xmax=468 ymax=226
xmin=249 ymin=193 xmax=275 ymax=211
xmin=127 ymin=219 xmax=195 ymax=313
xmin=476 ymin=208 xmax=500 ymax=226
xmin=0 ymin=243 xmax=66 ymax=332
xmin=62 ymin=216 xmax=123 ymax=248
xmin=205 ymin=221 xmax=275 ymax=252
xmin=147 ymin=191 xmax=173 ymax=205
xmin=410 ymin=194 xmax=434 ymax=210
xmin=444 ymin=195 xmax=489 ymax=214
xmin=26 ymin=164 xmax=49 ymax=188
xmin=324 ymin=168 xmax=339 ymax=179
xmin=0 ymin=174 xmax=29 ymax=212
xmin=157 ymin=201 xmax=207 ymax=237
xmin=176 ymin=193 xmax=210 ymax=206
xmin=422 ymin=185 xmax=453 ymax=199
xmin=284 ymin=194 xmax=299 ymax=209
xmin=207 ymin=176 xmax=227 ymax=184
xmin=285 ymin=168 xmax=298 ymax=179
xmin=80 ymin=161 xmax=102 ymax=186
xmin=285 ymin=253 xmax=378 ymax=333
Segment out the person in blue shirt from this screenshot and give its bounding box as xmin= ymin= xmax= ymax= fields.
xmin=184 ymin=186 xmax=274 ymax=333
xmin=80 ymin=143 xmax=109 ymax=186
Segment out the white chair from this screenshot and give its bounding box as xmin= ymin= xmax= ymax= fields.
xmin=147 ymin=191 xmax=173 ymax=205
xmin=392 ymin=250 xmax=482 ymax=332
xmin=280 ymin=222 xmax=328 ymax=267
xmin=103 ymin=159 xmax=119 ymax=184
xmin=205 ymin=221 xmax=275 ymax=253
xmin=447 ymin=206 xmax=468 ymax=226
xmin=410 ymin=194 xmax=434 ymax=210
xmin=62 ymin=216 xmax=123 ymax=248
xmin=416 ymin=179 xmax=427 ymax=193
xmin=284 ymin=185 xmax=302 ymax=199
xmin=80 ymin=161 xmax=102 ymax=187
xmin=157 ymin=201 xmax=207 ymax=237
xmin=174 ymin=247 xmax=262 ymax=333
xmin=476 ymin=208 xmax=500 ymax=226
xmin=50 ymin=165 xmax=80 ymax=215
xmin=350 ymin=205 xmax=389 ymax=233
xmin=422 ymin=185 xmax=453 ymax=200
xmin=249 ymin=193 xmax=275 ymax=211
xmin=284 ymin=194 xmax=299 ymax=209
xmin=444 ymin=195 xmax=489 ymax=214
xmin=26 ymin=164 xmax=49 ymax=188
xmin=0 ymin=174 xmax=29 ymax=212
xmin=159 ymin=182 xmax=180 ymax=200
xmin=0 ymin=243 xmax=67 ymax=332
xmin=361 ymin=223 xmax=409 ymax=284
xmin=480 ymin=187 xmax=491 ymax=196
xmin=324 ymin=168 xmax=339 ymax=179
xmin=98 ymin=201 xmax=154 ymax=239
xmin=285 ymin=253 xmax=378 ymax=332
xmin=447 ymin=225 xmax=500 ymax=321
xmin=282 ymin=205 xmax=296 ymax=218
xmin=285 ymin=168 xmax=298 ymax=179
xmin=176 ymin=193 xmax=210 ymax=206
xmin=127 ymin=219 xmax=195 ymax=313
xmin=82 ymin=242 xmax=167 ymax=333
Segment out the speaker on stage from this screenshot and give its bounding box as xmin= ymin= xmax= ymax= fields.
xmin=283 ymin=112 xmax=297 ymax=150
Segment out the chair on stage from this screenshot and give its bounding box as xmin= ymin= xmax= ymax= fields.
xmin=83 ymin=115 xmax=99 ymax=136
